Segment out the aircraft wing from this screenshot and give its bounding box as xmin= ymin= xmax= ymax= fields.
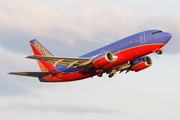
xmin=26 ymin=55 xmax=93 ymax=68
xmin=8 ymin=72 xmax=49 ymax=77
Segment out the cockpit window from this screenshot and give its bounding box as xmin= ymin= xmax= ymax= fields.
xmin=151 ymin=31 xmax=163 ymax=34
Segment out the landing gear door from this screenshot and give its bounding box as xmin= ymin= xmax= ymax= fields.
xmin=140 ymin=32 xmax=146 ymax=44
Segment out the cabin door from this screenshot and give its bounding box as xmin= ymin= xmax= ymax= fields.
xmin=140 ymin=32 xmax=146 ymax=44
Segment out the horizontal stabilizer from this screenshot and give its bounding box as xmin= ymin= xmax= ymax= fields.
xmin=8 ymin=72 xmax=49 ymax=77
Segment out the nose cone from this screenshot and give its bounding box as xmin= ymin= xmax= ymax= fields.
xmin=163 ymin=32 xmax=172 ymax=43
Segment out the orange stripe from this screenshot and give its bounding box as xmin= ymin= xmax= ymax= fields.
xmin=37 ymin=60 xmax=48 ymax=71
xmin=93 ymin=43 xmax=165 ymax=63
xmin=132 ymin=62 xmax=144 ymax=69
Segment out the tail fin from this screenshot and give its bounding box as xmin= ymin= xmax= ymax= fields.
xmin=29 ymin=39 xmax=54 ymax=71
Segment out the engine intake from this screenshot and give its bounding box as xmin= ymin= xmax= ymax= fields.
xmin=92 ymin=52 xmax=118 ymax=68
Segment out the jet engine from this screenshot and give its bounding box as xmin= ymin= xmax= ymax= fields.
xmin=92 ymin=52 xmax=118 ymax=68
xmin=132 ymin=56 xmax=152 ymax=72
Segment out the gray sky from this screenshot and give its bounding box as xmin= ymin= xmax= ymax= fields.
xmin=1 ymin=0 xmax=180 ymax=119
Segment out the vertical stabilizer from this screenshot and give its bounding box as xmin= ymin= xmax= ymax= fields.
xmin=29 ymin=39 xmax=54 ymax=71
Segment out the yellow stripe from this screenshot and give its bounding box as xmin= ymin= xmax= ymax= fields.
xmin=114 ymin=43 xmax=165 ymax=55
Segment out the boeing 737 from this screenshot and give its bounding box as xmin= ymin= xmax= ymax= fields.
xmin=9 ymin=30 xmax=172 ymax=82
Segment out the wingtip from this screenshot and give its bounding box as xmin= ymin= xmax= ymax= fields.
xmin=26 ymin=55 xmax=35 ymax=58
xmin=7 ymin=72 xmax=18 ymax=75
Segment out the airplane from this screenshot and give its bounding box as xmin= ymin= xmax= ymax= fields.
xmin=9 ymin=30 xmax=172 ymax=82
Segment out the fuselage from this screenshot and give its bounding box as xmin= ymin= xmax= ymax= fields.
xmin=40 ymin=30 xmax=172 ymax=82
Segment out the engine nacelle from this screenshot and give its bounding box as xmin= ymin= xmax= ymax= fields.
xmin=132 ymin=56 xmax=152 ymax=72
xmin=92 ymin=52 xmax=118 ymax=68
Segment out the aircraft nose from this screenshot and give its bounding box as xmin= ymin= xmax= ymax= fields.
xmin=163 ymin=32 xmax=172 ymax=43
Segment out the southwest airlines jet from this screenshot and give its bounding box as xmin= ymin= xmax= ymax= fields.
xmin=9 ymin=30 xmax=172 ymax=82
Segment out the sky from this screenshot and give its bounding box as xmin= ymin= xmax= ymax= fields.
xmin=1 ymin=0 xmax=180 ymax=119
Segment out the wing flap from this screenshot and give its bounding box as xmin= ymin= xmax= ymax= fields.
xmin=8 ymin=72 xmax=49 ymax=77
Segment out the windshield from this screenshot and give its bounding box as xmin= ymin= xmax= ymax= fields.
xmin=151 ymin=31 xmax=163 ymax=34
